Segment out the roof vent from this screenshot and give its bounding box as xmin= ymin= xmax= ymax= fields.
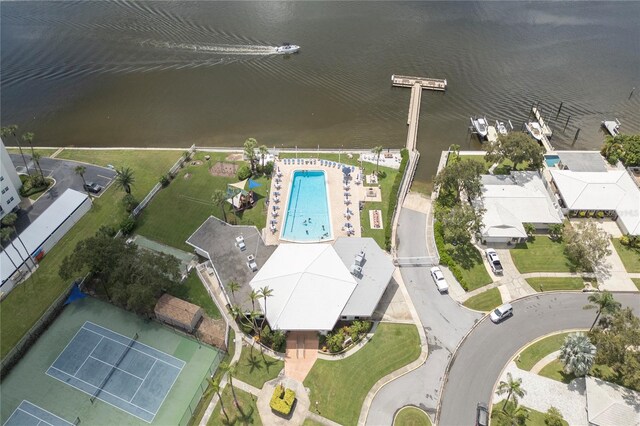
xmin=355 ymin=250 xmax=365 ymax=266
xmin=350 ymin=264 xmax=362 ymax=277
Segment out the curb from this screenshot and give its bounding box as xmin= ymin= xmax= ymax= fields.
xmin=392 ymin=405 xmax=434 ymax=426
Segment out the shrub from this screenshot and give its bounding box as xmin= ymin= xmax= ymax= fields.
xmin=98 ymin=225 xmax=117 ymax=237
xmin=326 ymin=330 xmax=345 ymax=353
xmin=548 ymin=223 xmax=564 ymax=241
xmin=121 ymin=194 xmax=139 ymax=213
xmin=159 ymin=174 xmax=170 ymax=187
xmin=384 ymin=149 xmax=409 ymax=251
xmin=544 ymin=406 xmax=564 ymax=426
xmin=19 ymin=175 xmax=50 ymax=197
xmin=263 ymin=161 xmax=274 ymax=176
xmin=271 ymin=330 xmax=286 ymax=352
xmin=237 ymin=165 xmax=251 ymax=180
xmin=270 ymin=384 xmax=296 ymax=416
xmin=523 ymin=223 xmax=536 ymax=239
xmin=120 ymin=217 xmax=136 ymax=236
xmin=620 ymin=235 xmax=630 ymax=246
xmin=596 ymin=211 xmax=604 ymax=219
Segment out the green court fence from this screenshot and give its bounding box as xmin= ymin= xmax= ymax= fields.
xmin=178 ymin=349 xmax=226 ymax=426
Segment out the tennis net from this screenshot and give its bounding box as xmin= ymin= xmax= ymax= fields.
xmin=90 ymin=332 xmax=139 ymax=403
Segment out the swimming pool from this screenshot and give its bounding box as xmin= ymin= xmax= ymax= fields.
xmin=281 ymin=170 xmax=332 ymax=242
xmin=544 ymin=154 xmax=560 ymax=168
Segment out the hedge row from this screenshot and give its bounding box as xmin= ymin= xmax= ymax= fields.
xmin=270 ymin=384 xmax=296 ymax=416
xmin=433 ymin=222 xmax=469 ymax=291
xmin=384 ymin=148 xmax=410 ymax=251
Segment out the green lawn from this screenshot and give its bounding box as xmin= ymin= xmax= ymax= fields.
xmin=394 ymin=406 xmax=432 ymax=426
xmin=525 ymin=277 xmax=587 ymax=292
xmin=448 ymin=243 xmax=493 ymax=291
xmin=463 ymin=288 xmax=502 ymax=311
xmin=611 ymin=239 xmax=640 ymax=273
xmin=492 ymin=401 xmax=568 ymax=426
xmin=538 ymin=359 xmax=576 ymax=384
xmin=135 ymin=151 xmax=269 ymax=251
xmin=0 ymin=150 xmax=180 ymax=358
xmin=304 ymin=323 xmax=421 ymax=426
xmin=6 ymin=147 xmax=59 ymax=157
xmin=633 ymin=278 xmax=640 ymax=291
xmin=233 ymin=345 xmax=284 ymax=389
xmin=516 ymin=332 xmax=571 ymax=371
xmin=167 ymin=270 xmax=221 ymax=319
xmin=302 ymin=419 xmax=325 ymax=426
xmin=511 ymin=237 xmax=574 ymax=273
xmin=209 ymin=385 xmax=261 ymax=426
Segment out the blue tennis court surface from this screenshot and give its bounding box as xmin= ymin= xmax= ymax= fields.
xmin=46 ymin=322 xmax=184 ymax=423
xmin=3 ymin=400 xmax=72 ymax=426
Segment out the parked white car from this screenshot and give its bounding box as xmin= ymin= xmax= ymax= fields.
xmin=485 ymin=248 xmax=503 ymax=274
xmin=490 ymin=303 xmax=513 ymax=323
xmin=430 ymin=266 xmax=449 ymax=293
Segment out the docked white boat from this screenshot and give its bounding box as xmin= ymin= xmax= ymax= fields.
xmin=275 ymin=43 xmax=300 ymax=54
xmin=470 ymin=116 xmax=489 ymax=140
xmin=495 ymin=120 xmax=512 ymax=136
xmin=602 ymin=119 xmax=621 ymax=137
xmin=525 ymin=122 xmax=544 ymax=142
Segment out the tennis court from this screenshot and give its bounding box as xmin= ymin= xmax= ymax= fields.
xmin=46 ymin=322 xmax=184 ymax=423
xmin=4 ymin=401 xmax=73 ymax=426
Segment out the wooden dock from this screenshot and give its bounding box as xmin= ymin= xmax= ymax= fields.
xmin=392 ymin=75 xmax=447 ymax=91
xmin=531 ymin=106 xmax=553 ymax=137
xmin=406 ymin=84 xmax=422 ymax=150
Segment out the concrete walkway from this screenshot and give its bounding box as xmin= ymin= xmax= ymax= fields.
xmin=284 ymin=331 xmax=318 ymax=382
xmin=530 ymin=350 xmax=561 ymax=374
xmin=596 ymin=237 xmax=638 ymax=291
xmin=496 ymin=362 xmax=588 ymax=425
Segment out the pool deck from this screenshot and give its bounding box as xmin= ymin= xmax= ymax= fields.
xmin=264 ymin=158 xmax=362 ymax=245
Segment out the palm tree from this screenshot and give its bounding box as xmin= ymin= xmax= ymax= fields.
xmin=204 ymin=377 xmax=229 ymax=424
xmin=221 ymin=362 xmax=240 ymax=409
xmin=450 ymin=144 xmax=461 ymax=162
xmin=496 ymin=372 xmax=526 ymax=412
xmin=243 ymin=138 xmax=257 ymax=172
xmin=31 ymin=152 xmax=46 ymax=185
xmin=2 ymin=213 xmax=33 ymax=273
xmin=495 ymin=399 xmax=529 ymax=426
xmin=372 ymin=146 xmax=383 ymax=175
xmin=75 ymin=166 xmax=88 ymax=194
xmin=588 ymin=291 xmax=621 ymax=330
xmin=115 ymin=167 xmax=135 ymax=194
xmin=258 ymin=145 xmax=269 ymax=171
xmin=21 ymin=132 xmax=42 ymax=179
xmin=560 ymin=332 xmax=596 ymax=376
xmin=249 ymin=289 xmax=259 ymax=312
xmin=227 ymin=281 xmax=240 ymax=304
xmin=259 ymin=286 xmax=274 ymax=332
xmin=211 ymin=189 xmax=228 ymax=223
xmin=1 ymin=125 xmax=30 ymax=175
xmin=0 ymin=228 xmax=20 ymax=272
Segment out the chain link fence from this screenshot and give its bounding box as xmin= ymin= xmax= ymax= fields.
xmin=177 ymin=349 xmax=226 ymax=426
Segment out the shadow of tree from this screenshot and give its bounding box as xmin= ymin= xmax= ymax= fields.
xmin=449 ymin=243 xmax=482 ymax=270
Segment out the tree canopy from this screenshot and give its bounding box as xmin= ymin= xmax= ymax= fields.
xmin=435 ymin=202 xmax=483 ymax=245
xmin=600 ymin=133 xmax=640 ymax=166
xmin=59 ymin=231 xmax=181 ymax=315
xmin=562 ymin=221 xmax=611 ymax=273
xmin=434 ymin=158 xmax=485 ymax=203
xmin=484 ymin=132 xmax=544 ymax=170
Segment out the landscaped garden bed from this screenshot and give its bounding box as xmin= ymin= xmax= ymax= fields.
xmin=318 ymin=320 xmax=372 ymax=353
xmin=270 ymin=384 xmax=296 ymax=417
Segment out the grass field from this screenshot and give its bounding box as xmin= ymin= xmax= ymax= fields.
xmin=463 ymin=288 xmax=502 ymax=311
xmin=0 ymin=150 xmax=181 ymax=358
xmin=525 ymin=277 xmax=587 ymax=292
xmin=492 ymin=401 xmax=568 ymax=426
xmin=633 ymin=278 xmax=640 ymax=291
xmin=304 ymin=323 xmax=421 ymax=426
xmin=611 ymin=239 xmax=640 ymax=273
xmin=539 ymin=359 xmax=617 ymax=385
xmin=134 ymin=151 xmax=269 ymax=251
xmin=303 ymin=419 xmax=325 ymax=426
xmin=209 ymin=386 xmax=261 ymax=426
xmin=167 ymin=270 xmax=221 ymax=319
xmin=449 ymin=244 xmax=493 ymax=291
xmin=511 ymin=237 xmax=574 ymax=273
xmin=233 ymin=345 xmax=284 ymax=389
xmin=515 ymin=332 xmax=571 ymax=371
xmin=394 ymin=406 xmax=432 ymax=426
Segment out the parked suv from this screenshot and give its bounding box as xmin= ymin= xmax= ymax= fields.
xmin=83 ymin=182 xmax=102 ymax=194
xmin=490 ymin=303 xmax=513 ymax=323
xmin=485 ymin=248 xmax=503 ymax=274
xmin=476 ymin=402 xmax=489 ymax=426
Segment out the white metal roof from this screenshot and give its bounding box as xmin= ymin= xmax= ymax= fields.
xmin=250 ymin=244 xmax=357 ymax=331
xmin=550 ymin=169 xmax=640 ymax=235
xmin=477 ymin=172 xmax=563 ymax=239
xmin=586 ymin=376 xmax=640 ymax=426
xmin=1 ymin=189 xmax=90 ymax=284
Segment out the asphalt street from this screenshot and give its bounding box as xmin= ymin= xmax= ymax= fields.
xmin=9 ymin=154 xmax=116 ymax=231
xmin=439 ymin=292 xmax=640 ymax=426
xmin=366 ymin=208 xmax=481 ymax=425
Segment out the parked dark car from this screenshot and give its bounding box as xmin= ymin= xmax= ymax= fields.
xmin=83 ymin=182 xmax=102 ymax=194
xmin=476 ymin=402 xmax=489 ymax=426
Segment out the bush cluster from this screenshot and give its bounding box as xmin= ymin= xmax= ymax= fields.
xmin=433 ymin=222 xmax=468 ymax=291
xmin=259 ymin=325 xmax=286 ymax=353
xmin=237 ymin=165 xmax=251 ymax=180
xmin=121 ymin=194 xmax=139 ymax=213
xmin=321 ymin=320 xmax=372 ymax=353
xmin=620 ymin=234 xmax=640 ymax=249
xmin=270 ymin=384 xmax=296 ymax=416
xmin=384 ymin=149 xmax=409 ymax=251
xmin=19 ymin=175 xmax=49 ymax=197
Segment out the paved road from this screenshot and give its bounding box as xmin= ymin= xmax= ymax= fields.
xmin=439 ymin=292 xmax=640 ymax=426
xmin=9 ymin=154 xmax=115 ymax=231
xmin=367 ymin=208 xmax=481 ymax=424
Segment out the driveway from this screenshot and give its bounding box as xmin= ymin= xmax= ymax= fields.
xmin=9 ymin=154 xmax=116 ymax=232
xmin=439 ymin=292 xmax=640 ymax=426
xmin=366 ymin=208 xmax=482 ymax=424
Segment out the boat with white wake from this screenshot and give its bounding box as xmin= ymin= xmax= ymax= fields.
xmin=275 ymin=43 xmax=300 ymax=54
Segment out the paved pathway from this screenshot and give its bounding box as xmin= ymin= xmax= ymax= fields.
xmin=284 ymin=331 xmax=318 ymax=382
xmin=596 ymin=237 xmax=638 ymax=291
xmin=530 ymin=350 xmax=561 ymax=374
xmin=257 ymin=376 xmax=310 ymax=426
xmin=496 ymin=362 xmax=588 ymax=425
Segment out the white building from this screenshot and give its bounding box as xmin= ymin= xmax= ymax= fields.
xmin=1 ymin=189 xmax=92 ymax=295
xmin=475 ymin=171 xmax=564 ymax=244
xmin=0 ymin=138 xmax=22 ymax=220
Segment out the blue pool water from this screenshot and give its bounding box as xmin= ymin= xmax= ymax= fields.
xmin=281 ymin=170 xmax=332 ymax=242
xmin=545 ymin=155 xmax=561 ymax=167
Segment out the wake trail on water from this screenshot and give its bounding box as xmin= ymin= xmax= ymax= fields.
xmin=142 ymin=40 xmax=278 ymax=55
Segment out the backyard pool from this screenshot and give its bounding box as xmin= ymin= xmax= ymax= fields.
xmin=281 ymin=170 xmax=332 ymax=242
xmin=544 ymin=154 xmax=561 ymax=168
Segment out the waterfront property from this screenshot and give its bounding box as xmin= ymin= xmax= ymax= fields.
xmin=473 ymin=171 xmax=564 ymax=244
